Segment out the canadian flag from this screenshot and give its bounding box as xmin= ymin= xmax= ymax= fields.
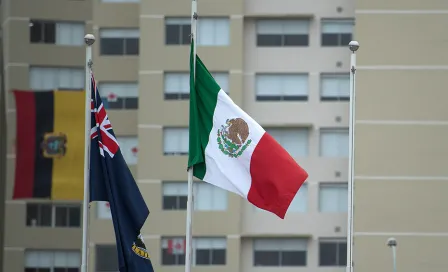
xmin=107 ymin=92 xmax=118 ymax=102
xmin=167 ymin=238 xmax=186 ymax=254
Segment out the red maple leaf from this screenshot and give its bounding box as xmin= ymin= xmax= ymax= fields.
xmin=131 ymin=147 xmax=138 ymax=155
xmin=108 ymin=93 xmax=117 ymax=100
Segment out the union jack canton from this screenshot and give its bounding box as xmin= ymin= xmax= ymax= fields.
xmin=90 ymin=74 xmax=119 ymax=158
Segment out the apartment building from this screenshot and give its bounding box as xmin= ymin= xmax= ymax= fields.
xmin=3 ymin=0 xmax=357 ymax=271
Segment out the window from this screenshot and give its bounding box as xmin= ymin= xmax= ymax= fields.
xmin=321 ymin=19 xmax=354 ymax=46
xmin=161 ymin=237 xmax=227 ymax=266
xmin=211 ymin=72 xmax=229 ymax=94
xmin=25 ymin=250 xmax=80 ymax=272
xmin=163 ymin=128 xmax=188 ymax=155
xmin=164 ymin=73 xmax=189 ymax=100
xmin=253 ymin=238 xmax=307 ymax=266
xmin=165 ymin=18 xmax=191 ymax=45
xmin=164 ymin=72 xmax=229 ymax=100
xmin=162 ymin=182 xmax=227 ymax=211
xmin=117 ymin=136 xmax=138 ymax=165
xmin=161 ymin=237 xmax=186 ymax=265
xmin=319 ymin=128 xmax=349 ymax=157
xmin=99 ymin=82 xmax=138 ymax=109
xmin=26 ymin=203 xmax=81 ymax=228
xmin=265 ymin=128 xmax=309 ymax=157
xmin=319 ymin=183 xmax=348 ymax=212
xmin=30 ymin=20 xmax=84 ymax=46
xmin=257 ymin=20 xmax=309 ymax=47
xmin=255 ymin=74 xmax=308 ymax=101
xmin=96 ymin=245 xmax=118 ymax=272
xmin=193 ymin=238 xmax=226 ymax=265
xmin=319 ymin=238 xmax=347 ymax=266
xmin=197 ymin=18 xmax=230 ymax=46
xmin=255 ymin=183 xmax=308 ymax=213
xmin=30 ymin=20 xmax=55 ymax=44
xmin=320 ymin=74 xmax=350 ymax=101
xmin=29 ymin=67 xmax=84 ymax=91
xmin=102 ymin=0 xmax=138 ymax=2
xmin=288 ymin=183 xmax=308 ymax=212
xmin=100 ymin=28 xmax=139 ymax=55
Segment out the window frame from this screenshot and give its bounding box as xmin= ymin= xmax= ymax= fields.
xmin=29 ymin=20 xmax=56 ymax=44
xmin=318 ymin=182 xmax=348 ymax=213
xmin=255 ymin=73 xmax=309 ymax=101
xmin=165 ymin=17 xmax=191 ymax=45
xmin=98 ymin=82 xmax=139 ymax=110
xmin=318 ymin=238 xmax=347 ymax=266
xmin=321 ymin=19 xmax=354 ymax=47
xmin=163 ymin=127 xmax=189 ymax=155
xmin=99 ymin=28 xmax=140 ymax=56
xmin=116 ymin=136 xmax=138 ymax=165
xmin=26 ymin=203 xmax=81 ymax=228
xmin=256 ymin=19 xmax=310 ymax=47
xmin=319 ymin=128 xmax=349 ymax=157
xmin=24 ymin=250 xmax=81 ymax=272
xmin=162 ymin=182 xmax=228 ymax=211
xmin=320 ymin=73 xmax=350 ymax=101
xmin=253 ymin=238 xmax=308 ymax=267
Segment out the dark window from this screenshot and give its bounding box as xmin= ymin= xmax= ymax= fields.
xmin=256 ymin=95 xmax=308 ymax=101
xmin=321 ymin=20 xmax=354 ymax=46
xmin=322 ymin=33 xmax=352 ymax=46
xmin=55 ymin=206 xmax=81 ymax=227
xmin=26 ymin=203 xmax=52 ymax=227
xmin=319 ymin=240 xmax=347 ymax=266
xmin=24 ymin=269 xmax=51 ymax=272
xmin=100 ymin=32 xmax=139 ymax=55
xmin=253 ymin=239 xmax=307 ymax=267
xmin=96 ymin=245 xmax=119 ymax=272
xmin=54 ymin=268 xmax=79 ymax=272
xmin=30 ymin=20 xmax=56 ymax=44
xmin=164 ymin=93 xmax=190 ymax=100
xmin=253 ymin=250 xmax=306 ymax=266
xmin=102 ymin=97 xmax=139 ymax=109
xmin=163 ymin=195 xmax=188 ymax=210
xmin=257 ymin=34 xmax=308 ymax=47
xmin=165 ymin=20 xmax=191 ymax=45
xmin=195 ymin=248 xmax=226 ymax=265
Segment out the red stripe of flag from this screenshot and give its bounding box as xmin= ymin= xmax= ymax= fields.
xmin=13 ymin=91 xmax=36 ymax=199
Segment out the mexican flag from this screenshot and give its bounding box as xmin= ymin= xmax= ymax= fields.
xmin=188 ymin=40 xmax=308 ymax=219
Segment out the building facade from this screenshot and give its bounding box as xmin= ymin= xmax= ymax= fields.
xmin=4 ymin=0 xmax=444 ymax=271
xmin=352 ymin=0 xmax=448 ymax=271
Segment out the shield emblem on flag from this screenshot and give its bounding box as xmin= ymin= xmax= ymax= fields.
xmin=41 ymin=132 xmax=67 ymax=158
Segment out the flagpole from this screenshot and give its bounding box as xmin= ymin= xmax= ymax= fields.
xmin=346 ymin=40 xmax=359 ymax=272
xmin=185 ymin=1 xmax=197 ymax=272
xmin=81 ymin=34 xmax=95 ymax=272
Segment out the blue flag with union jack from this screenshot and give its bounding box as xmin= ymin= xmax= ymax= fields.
xmin=89 ymin=73 xmax=155 ymax=272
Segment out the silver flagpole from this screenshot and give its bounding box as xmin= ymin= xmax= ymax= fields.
xmin=81 ymin=34 xmax=95 ymax=272
xmin=387 ymin=238 xmax=398 ymax=272
xmin=185 ymin=1 xmax=197 ymax=272
xmin=346 ymin=40 xmax=359 ymax=272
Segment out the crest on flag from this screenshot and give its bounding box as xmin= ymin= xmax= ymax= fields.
xmin=90 ymin=76 xmax=120 ymax=158
xmin=217 ymin=118 xmax=252 ymax=158
xmin=41 ymin=132 xmax=67 ymax=158
xmin=132 ymin=234 xmax=150 ymax=260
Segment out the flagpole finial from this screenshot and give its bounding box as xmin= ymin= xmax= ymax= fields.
xmin=84 ymin=34 xmax=96 ymax=46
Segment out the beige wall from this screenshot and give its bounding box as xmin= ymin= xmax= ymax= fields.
xmin=353 ymin=0 xmax=448 ymax=270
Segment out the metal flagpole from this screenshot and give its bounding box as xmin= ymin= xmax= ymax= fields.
xmin=387 ymin=238 xmax=397 ymax=272
xmin=81 ymin=34 xmax=95 ymax=272
xmin=346 ymin=40 xmax=359 ymax=272
xmin=185 ymin=1 xmax=197 ymax=272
